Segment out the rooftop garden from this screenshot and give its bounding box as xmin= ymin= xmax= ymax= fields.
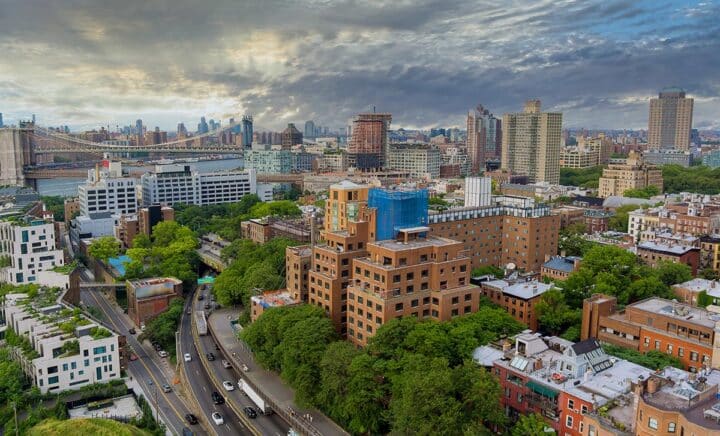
xmin=58 ymin=339 xmax=80 ymax=358
xmin=58 ymin=315 xmax=91 ymax=334
xmin=5 ymin=327 xmax=41 ymax=360
xmin=89 ymin=327 xmax=112 ymax=340
xmin=51 ymin=261 xmax=78 ymax=275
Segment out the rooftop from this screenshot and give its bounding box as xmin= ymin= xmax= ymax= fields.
xmin=637 ymin=240 xmax=699 ymax=255
xmin=371 ymin=235 xmax=458 ymax=251
xmin=630 ymin=298 xmax=720 ymax=329
xmin=128 ymin=277 xmax=182 ymax=299
xmin=483 ymin=279 xmax=553 ymax=300
xmin=543 ymin=256 xmax=581 ymax=273
xmin=250 ymin=290 xmax=297 ymax=309
xmin=673 ymin=278 xmax=720 ymax=294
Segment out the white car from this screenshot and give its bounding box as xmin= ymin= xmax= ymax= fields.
xmin=184 ymin=353 xmax=191 ymax=362
xmin=211 ymin=412 xmax=224 ymax=425
xmin=158 ymin=350 xmax=168 ymax=358
xmin=222 ymin=380 xmax=235 ymax=391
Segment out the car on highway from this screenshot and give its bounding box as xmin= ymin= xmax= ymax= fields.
xmin=162 ymin=384 xmax=172 ymax=393
xmin=147 ymin=379 xmax=153 ymax=385
xmin=211 ymin=391 xmax=225 ymax=404
xmin=185 ymin=413 xmax=198 ymax=425
xmin=158 ymin=350 xmax=168 ymax=358
xmin=222 ymin=381 xmax=235 ymax=391
xmin=184 ymin=353 xmax=192 ymax=362
xmin=197 ymin=294 xmax=204 ymax=301
xmin=221 ymin=359 xmax=232 ymax=369
xmin=211 ymin=412 xmax=224 ymax=425
xmin=206 ymin=352 xmax=216 ymax=361
xmin=129 ymin=353 xmax=138 ymax=361
xmin=128 ymin=327 xmax=136 ymax=335
xmin=243 ymin=407 xmax=257 ymax=419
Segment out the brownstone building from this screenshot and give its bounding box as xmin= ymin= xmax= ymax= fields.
xmin=127 ymin=277 xmax=183 ymax=327
xmin=636 ymin=240 xmax=700 ymax=276
xmin=478 ymin=278 xmax=553 ymax=330
xmin=115 ymin=205 xmax=174 ymax=248
xmin=584 ymin=209 xmax=614 ymax=233
xmin=428 ymin=197 xmax=559 ymax=273
xmin=346 ymin=227 xmax=480 ymax=346
xmin=541 ymin=255 xmax=581 ymax=281
xmin=581 ymin=294 xmax=715 ymax=372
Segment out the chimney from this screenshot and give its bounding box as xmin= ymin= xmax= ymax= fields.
xmin=646 ymin=376 xmax=660 ymax=394
xmin=560 ymin=249 xmax=566 ymax=257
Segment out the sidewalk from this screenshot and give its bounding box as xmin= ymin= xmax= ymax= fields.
xmin=208 ymin=308 xmax=349 ymax=436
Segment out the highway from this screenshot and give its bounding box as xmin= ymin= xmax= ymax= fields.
xmin=78 ymin=268 xmax=251 ymax=435
xmin=184 ymin=287 xmax=290 ymax=436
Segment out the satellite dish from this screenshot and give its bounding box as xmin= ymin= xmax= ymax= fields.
xmin=506 ymin=263 xmax=516 ymax=271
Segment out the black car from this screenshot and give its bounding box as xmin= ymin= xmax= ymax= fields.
xmin=206 ymin=352 xmax=215 ymax=361
xmin=197 ymin=294 xmax=204 ymax=301
xmin=153 ymin=342 xmax=162 ymax=351
xmin=243 ymin=407 xmax=257 ymax=419
xmin=185 ymin=413 xmax=198 ymax=425
xmin=128 ymin=328 xmax=136 ymax=335
xmin=211 ymin=391 xmax=225 ymax=405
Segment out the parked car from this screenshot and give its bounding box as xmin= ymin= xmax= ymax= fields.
xmin=162 ymin=384 xmax=172 ymax=393
xmin=129 ymin=354 xmax=138 ymax=361
xmin=153 ymin=342 xmax=162 ymax=351
xmin=221 ymin=359 xmax=232 ymax=369
xmin=211 ymin=412 xmax=224 ymax=425
xmin=140 ymin=323 xmax=146 ymax=331
xmin=222 ymin=380 xmax=235 ymax=391
xmin=147 ymin=379 xmax=153 ymax=385
xmin=206 ymin=352 xmax=216 ymax=361
xmin=243 ymin=407 xmax=257 ymax=419
xmin=128 ymin=328 xmax=136 ymax=335
xmin=158 ymin=350 xmax=168 ymax=358
xmin=197 ymin=294 xmax=204 ymax=301
xmin=211 ymin=391 xmax=225 ymax=405
xmin=184 ymin=353 xmax=192 ymax=362
xmin=185 ymin=414 xmax=198 ymax=425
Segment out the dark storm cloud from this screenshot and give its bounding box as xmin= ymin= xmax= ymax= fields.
xmin=0 ymin=0 xmax=718 ymax=130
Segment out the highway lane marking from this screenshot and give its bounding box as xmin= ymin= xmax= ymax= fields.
xmin=83 ymin=289 xmax=191 ymax=432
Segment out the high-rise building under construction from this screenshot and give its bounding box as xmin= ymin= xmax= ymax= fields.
xmin=347 ymin=113 xmax=392 ymax=170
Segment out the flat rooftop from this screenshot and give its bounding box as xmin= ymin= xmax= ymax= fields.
xmin=251 ymin=290 xmax=296 ymax=309
xmin=371 ymin=235 xmax=459 ymax=250
xmin=637 ymin=241 xmax=698 ymax=255
xmin=630 ymin=298 xmax=720 ymax=329
xmin=483 ymin=279 xmax=553 ymax=300
xmin=674 ymin=278 xmax=720 ymax=294
xmin=128 ymin=277 xmax=182 ymax=299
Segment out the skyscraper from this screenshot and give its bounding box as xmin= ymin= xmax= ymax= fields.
xmin=241 ymin=115 xmax=253 ymax=147
xmin=348 ymin=113 xmax=392 ymax=170
xmin=281 ymin=123 xmax=303 ymax=150
xmin=648 ymin=88 xmax=694 ymax=150
xmin=466 ymin=104 xmax=501 ymax=174
xmin=135 ymin=119 xmax=143 ymax=135
xmin=176 ymin=122 xmax=187 ymax=137
xmin=197 ymin=116 xmax=209 ymax=134
xmin=501 ymin=100 xmax=562 ymax=184
xmin=304 ymin=120 xmax=315 ymax=139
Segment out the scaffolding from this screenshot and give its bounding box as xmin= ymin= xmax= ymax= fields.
xmin=368 ymin=188 xmax=428 ymax=241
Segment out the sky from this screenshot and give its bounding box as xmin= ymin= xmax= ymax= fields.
xmin=0 ymin=0 xmax=719 ymax=132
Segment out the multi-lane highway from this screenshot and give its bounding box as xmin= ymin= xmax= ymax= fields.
xmin=182 ymin=286 xmax=290 ymax=436
xmin=79 ymin=267 xmax=251 ymax=435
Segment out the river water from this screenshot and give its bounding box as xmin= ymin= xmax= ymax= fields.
xmin=36 ymin=158 xmax=244 ymax=197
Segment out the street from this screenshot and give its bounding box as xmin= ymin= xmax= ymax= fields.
xmin=79 ymin=267 xmax=251 ymax=435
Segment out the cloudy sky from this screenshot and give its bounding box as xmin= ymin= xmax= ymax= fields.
xmin=1 ymin=0 xmax=718 ymax=132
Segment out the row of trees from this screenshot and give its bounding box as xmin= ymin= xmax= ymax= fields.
xmin=534 ymin=245 xmax=693 ymax=344
xmin=139 ymin=298 xmax=184 ymax=357
xmin=663 ymin=164 xmax=720 ymax=194
xmin=241 ymin=303 xmax=525 ymax=435
xmin=174 ymin=194 xmax=301 ymax=241
xmin=211 ymin=237 xmax=298 ymax=308
xmin=559 ymin=166 xmax=604 ymax=188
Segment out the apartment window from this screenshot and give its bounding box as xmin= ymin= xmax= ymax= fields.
xmin=567 ymin=399 xmax=575 ymax=410
xmin=579 ymin=423 xmax=584 ymax=433
xmin=399 ymin=258 xmax=407 ymax=266
xmin=395 ymin=303 xmax=403 ymax=311
xmin=654 ymin=340 xmax=660 ymax=350
xmin=423 ymin=296 xmax=430 ymax=305
xmin=644 ymin=337 xmax=650 ymax=347
xmin=451 ymin=308 xmax=459 ymax=316
xmin=421 ymin=269 xmax=429 ymax=277
xmin=48 ymin=376 xmax=59 ymax=385
xmin=668 ymin=422 xmax=676 ymax=433
xmin=581 ymin=405 xmax=588 ymax=415
xmin=464 ymin=293 xmax=472 ymax=301
xmin=588 ymin=425 xmax=597 ymax=436
xmin=393 ymin=274 xmax=401 ymax=283
xmin=565 ymin=415 xmax=573 ymax=428
xmin=451 ymin=296 xmax=459 ymax=304
xmin=648 ymin=418 xmax=658 ymax=430
xmin=411 ymin=299 xmax=419 ymax=308
xmin=432 ymin=310 xmax=439 ymax=317
xmin=464 ymin=306 xmax=471 ymax=314
xmin=678 ymin=347 xmax=684 ymax=357
xmin=690 ymin=351 xmax=699 ymax=362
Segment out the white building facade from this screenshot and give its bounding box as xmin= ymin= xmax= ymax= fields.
xmin=141 ymin=164 xmax=264 ymax=206
xmin=2 ymin=292 xmax=121 ymax=393
xmin=464 ymin=176 xmax=492 ymax=207
xmin=78 ymin=162 xmax=137 ymax=216
xmin=0 ymin=219 xmax=64 ymax=285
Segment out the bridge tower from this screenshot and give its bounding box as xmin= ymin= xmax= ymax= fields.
xmin=0 ymin=126 xmax=35 ymax=186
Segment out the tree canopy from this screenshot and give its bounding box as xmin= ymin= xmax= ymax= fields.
xmin=623 ymin=185 xmax=660 ymax=199
xmin=241 ymin=303 xmax=523 ymax=434
xmin=88 ymin=236 xmax=120 ymax=263
xmin=559 ymin=166 xmax=603 ymax=188
xmin=663 ymin=164 xmax=720 ymax=195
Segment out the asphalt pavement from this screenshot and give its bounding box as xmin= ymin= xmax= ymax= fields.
xmin=79 ymin=267 xmax=250 ymax=435
xmin=185 ymin=288 xmax=289 ymax=436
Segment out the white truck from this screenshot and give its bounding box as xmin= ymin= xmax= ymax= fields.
xmin=238 ymin=378 xmax=272 ymax=415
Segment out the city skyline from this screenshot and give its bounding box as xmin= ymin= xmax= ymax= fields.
xmin=1 ymin=1 xmax=719 ymax=131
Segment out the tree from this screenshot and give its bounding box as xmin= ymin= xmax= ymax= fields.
xmin=390 ymin=354 xmax=464 ymax=435
xmin=559 ymin=166 xmax=603 ymax=188
xmin=0 ymin=349 xmax=25 ymax=404
xmin=512 ymin=414 xmax=555 ymax=436
xmin=603 ymin=344 xmax=683 ymax=370
xmin=41 ymin=196 xmax=67 ymax=222
xmin=697 ymin=290 xmax=714 ymax=308
xmin=534 ymin=288 xmax=581 ymax=336
xmin=316 ymin=342 xmax=361 ymax=426
xmin=142 ymin=298 xmax=184 ymax=352
xmin=623 ymin=185 xmax=660 ymax=199
xmin=558 ymin=234 xmax=595 ymax=257
xmin=452 ymin=361 xmax=506 ymax=430
xmin=653 ymin=261 xmax=692 ymax=287
xmin=88 ymin=236 xmax=120 ymax=263
xmin=471 ymin=265 xmax=504 ymax=279
xmin=700 ymin=268 xmax=720 ymax=280
xmin=344 ymin=354 xmax=390 ymax=435
xmin=608 ymin=204 xmax=642 ymax=232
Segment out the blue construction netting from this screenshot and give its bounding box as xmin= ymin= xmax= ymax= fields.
xmin=368 ymin=188 xmax=429 ymax=241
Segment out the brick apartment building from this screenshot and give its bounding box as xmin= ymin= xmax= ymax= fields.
xmin=477 ymin=278 xmax=553 ymax=330
xmin=583 ymin=209 xmax=614 ymax=234
xmin=114 ymin=205 xmax=174 ymax=248
xmin=541 ymin=255 xmax=582 ymax=281
xmin=635 ymin=240 xmax=700 ymax=275
xmin=285 ymin=245 xmax=312 ymax=303
xmin=126 ymin=277 xmax=182 ymax=326
xmin=428 ymin=196 xmax=559 ymax=273
xmin=346 ymin=227 xmax=480 ymax=346
xmin=581 ymin=294 xmax=717 ymax=371
xmin=479 ymin=333 xmax=652 ymax=436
